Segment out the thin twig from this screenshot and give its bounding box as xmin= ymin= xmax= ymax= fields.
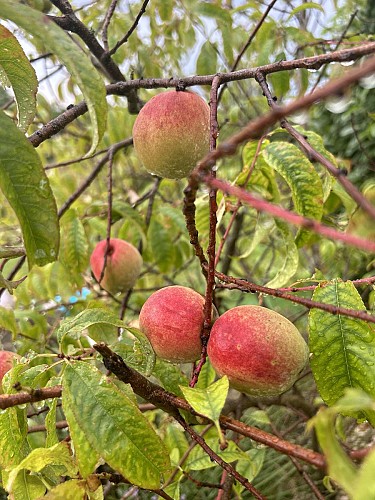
xmin=107 ymin=0 xmax=150 ymax=57
xmin=255 ymin=71 xmax=375 ymax=220
xmin=101 ymin=0 xmax=118 ymax=51
xmin=212 ymin=270 xmax=375 ymax=324
xmin=205 ymin=176 xmax=375 ymax=254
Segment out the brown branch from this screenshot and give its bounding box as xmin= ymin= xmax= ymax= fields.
xmin=107 ymin=0 xmax=150 ymax=57
xmin=190 ymin=75 xmax=221 ymax=387
xmin=175 ymin=414 xmax=266 ymax=499
xmin=101 ymin=0 xmax=118 ymax=52
xmin=27 ymin=44 xmax=375 ymax=149
xmin=107 ymin=42 xmax=375 ymax=93
xmin=205 ymin=176 xmax=375 ymax=253
xmin=217 ymin=0 xmax=279 ymax=103
xmin=255 ymin=71 xmax=375 ymax=220
xmin=28 ymin=420 xmax=68 ymax=433
xmin=0 ymin=386 xmax=62 ymax=410
xmin=212 ymin=270 xmax=375 ymax=324
xmin=93 ymin=344 xmax=326 ymax=470
xmin=48 ymin=0 xmax=141 ymax=113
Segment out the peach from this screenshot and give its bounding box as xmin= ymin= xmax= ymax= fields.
xmin=0 ymin=351 xmax=18 ymax=394
xmin=207 ymin=306 xmax=309 ymax=397
xmin=139 ymin=286 xmax=216 ymax=363
xmin=132 ymin=90 xmax=210 ymax=179
xmin=90 ymin=238 xmax=142 ymax=294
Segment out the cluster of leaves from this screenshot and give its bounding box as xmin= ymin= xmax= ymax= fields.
xmin=0 ymin=0 xmax=374 ymax=499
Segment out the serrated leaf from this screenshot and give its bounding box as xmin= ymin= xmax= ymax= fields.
xmin=148 ymin=219 xmax=174 ymax=273
xmin=265 ymin=220 xmax=299 ymax=288
xmin=0 ymin=1 xmax=107 ymax=155
xmin=17 ymin=364 xmax=52 ymax=389
xmin=62 ymin=362 xmax=171 ymax=489
xmin=0 ymin=110 xmax=59 ymax=267
xmin=185 ymin=438 xmax=246 ymax=471
xmin=153 ymin=359 xmax=189 ymax=397
xmin=63 ymin=387 xmax=100 ymax=478
xmin=0 ymin=407 xmax=28 ymax=468
xmin=59 ymin=209 xmax=89 ymax=274
xmin=6 ymin=441 xmax=77 ymax=492
xmin=263 ymin=141 xmax=324 ymax=246
xmin=9 ymin=469 xmax=46 ymax=500
xmin=196 ymin=40 xmax=217 ymax=75
xmin=180 ymin=377 xmax=229 ymax=423
xmin=195 ymin=360 xmax=216 ymax=389
xmin=117 ymin=327 xmax=155 ymax=376
xmin=0 ymin=24 xmax=37 ymax=131
xmin=309 ymin=280 xmax=375 ymax=422
xmin=180 ymin=377 xmax=229 ymax=446
xmin=55 ymin=307 xmax=126 ymax=345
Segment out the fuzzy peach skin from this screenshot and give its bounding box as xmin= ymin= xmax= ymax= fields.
xmin=0 ymin=351 xmax=18 ymax=394
xmin=139 ymin=286 xmax=217 ymax=363
xmin=207 ymin=305 xmax=309 ymax=397
xmin=132 ymin=90 xmax=210 ymax=179
xmin=90 ymin=238 xmax=143 ymax=294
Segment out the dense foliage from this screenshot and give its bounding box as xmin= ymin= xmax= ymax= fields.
xmin=0 ymin=0 xmax=374 ymax=498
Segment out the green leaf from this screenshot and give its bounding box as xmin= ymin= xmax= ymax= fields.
xmin=43 ymin=480 xmax=86 ymax=500
xmin=236 ymin=448 xmax=266 ymax=483
xmin=55 ymin=307 xmax=126 ymax=345
xmin=0 ymin=24 xmax=38 ymax=131
xmin=6 ymin=441 xmax=77 ymax=493
xmin=153 ymin=359 xmax=189 ymax=397
xmin=59 ymin=209 xmax=89 ymax=274
xmin=62 ymin=361 xmax=171 ymax=489
xmin=195 ymin=2 xmax=232 ymax=24
xmin=262 ymin=141 xmax=324 ymax=246
xmin=111 ymin=328 xmax=155 ymax=377
xmin=180 ymin=377 xmax=229 ymax=423
xmin=354 ymin=447 xmax=375 ymax=500
xmin=265 ymin=220 xmax=299 ymax=288
xmin=196 ymin=40 xmax=217 ymax=76
xmin=309 ymin=280 xmax=375 ymax=422
xmin=148 ymin=219 xmax=174 ymax=273
xmin=185 ymin=438 xmax=246 ymax=471
xmin=287 ymin=2 xmax=324 ymax=20
xmin=311 ymin=410 xmax=357 ymax=498
xmin=180 ymin=377 xmax=229 ymax=446
xmin=195 ymin=360 xmax=216 ymax=389
xmin=0 ymin=407 xmax=28 ymax=468
xmin=0 ymin=110 xmax=59 ymax=267
xmin=45 ymin=399 xmax=59 ymax=448
xmin=0 ymin=1 xmax=107 ymax=155
xmin=9 ymin=470 xmax=46 ymax=500
xmin=0 ymin=306 xmax=17 ymax=337
xmin=62 ymin=386 xmax=100 ymax=478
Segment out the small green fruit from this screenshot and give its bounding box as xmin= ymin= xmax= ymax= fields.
xmin=132 ymin=90 xmax=210 ymax=179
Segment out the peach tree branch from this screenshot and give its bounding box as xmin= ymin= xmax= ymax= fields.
xmin=254 ymin=71 xmax=375 ymax=220
xmin=212 ymin=269 xmax=375 ymax=324
xmin=28 ymin=43 xmax=375 ymax=148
